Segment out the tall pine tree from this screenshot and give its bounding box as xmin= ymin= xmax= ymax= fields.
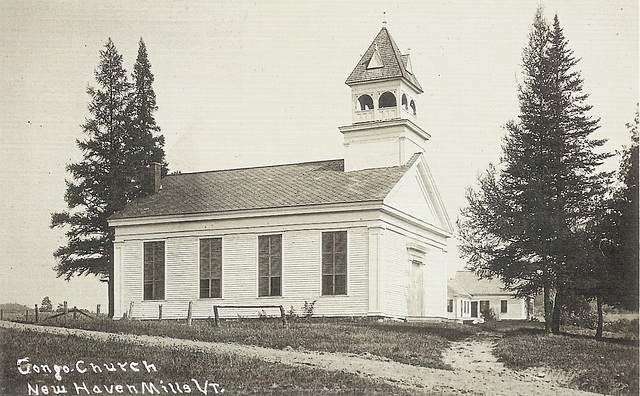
xmin=128 ymin=38 xmax=167 ymax=195
xmin=51 ymin=38 xmax=166 ymax=317
xmin=458 ymin=8 xmax=610 ymax=333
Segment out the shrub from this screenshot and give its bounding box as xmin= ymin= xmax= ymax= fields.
xmin=480 ymin=306 xmax=496 ymax=322
xmin=564 ymin=310 xmax=598 ymax=330
xmin=302 ymin=300 xmax=316 ymax=318
xmin=604 ymin=318 xmax=639 ymax=335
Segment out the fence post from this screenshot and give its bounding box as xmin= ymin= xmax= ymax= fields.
xmin=1 ymin=309 xmax=3 ymax=320
xmin=213 ymin=305 xmax=220 ymax=327
xmin=279 ymin=305 xmax=287 ymax=328
xmin=97 ymin=304 xmax=101 ymax=315
xmin=73 ymin=306 xmax=77 ymax=320
xmin=64 ymin=301 xmax=68 ymax=325
xmin=35 ymin=305 xmax=39 ymax=323
xmin=158 ymin=304 xmax=163 ymax=320
xmin=128 ymin=301 xmax=134 ymax=319
xmin=187 ymin=301 xmax=193 ymax=326
xmin=25 ymin=310 xmax=29 ymax=322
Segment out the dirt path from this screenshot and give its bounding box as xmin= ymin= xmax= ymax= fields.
xmin=1 ymin=321 xmax=598 ymax=395
xmin=443 ymin=331 xmax=577 ymax=392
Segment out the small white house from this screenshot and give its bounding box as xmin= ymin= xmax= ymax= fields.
xmin=108 ymin=28 xmax=453 ymax=320
xmin=446 ymin=271 xmax=531 ymax=322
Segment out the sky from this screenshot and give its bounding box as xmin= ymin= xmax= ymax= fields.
xmin=1 ymin=0 xmax=637 ymax=310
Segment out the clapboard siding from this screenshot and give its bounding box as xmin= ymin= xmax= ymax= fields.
xmin=282 ymin=230 xmax=321 ymax=298
xmin=222 ymin=234 xmax=257 ymax=300
xmin=166 ymin=237 xmax=199 ymax=301
xmin=379 ymin=230 xmax=409 ymax=318
xmin=122 ymin=240 xmax=142 ymax=308
xmin=119 ymin=227 xmax=371 ymax=319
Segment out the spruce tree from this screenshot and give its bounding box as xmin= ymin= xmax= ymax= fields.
xmin=614 ymin=110 xmax=639 ymax=309
xmin=458 ymin=8 xmax=610 ymax=333
xmin=128 ymin=38 xmax=167 ymax=195
xmin=51 ymin=38 xmax=166 ymax=317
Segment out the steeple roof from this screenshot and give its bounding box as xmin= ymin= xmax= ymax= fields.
xmin=345 ymin=27 xmax=423 ymax=93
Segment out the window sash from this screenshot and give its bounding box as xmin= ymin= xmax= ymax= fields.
xmin=322 ymin=231 xmax=347 ymax=295
xmin=200 ymin=238 xmax=222 ymax=298
xmin=501 ymin=300 xmax=508 ymax=313
xmin=258 ymin=235 xmax=282 ymax=297
xmin=143 ymin=241 xmax=165 ymax=300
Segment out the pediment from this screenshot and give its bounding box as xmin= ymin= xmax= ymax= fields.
xmin=383 ymin=155 xmax=453 ymax=234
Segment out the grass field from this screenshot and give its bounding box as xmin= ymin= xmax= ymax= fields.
xmin=1 ymin=327 xmax=414 ymax=395
xmin=33 ymin=317 xmax=477 ymax=370
xmin=6 ymin=316 xmax=638 ymax=395
xmin=494 ymin=327 xmax=638 ymax=395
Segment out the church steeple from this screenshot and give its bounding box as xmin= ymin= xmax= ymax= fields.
xmin=340 ymin=28 xmax=430 ymax=172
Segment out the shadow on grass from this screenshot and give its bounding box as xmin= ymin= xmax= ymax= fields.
xmin=365 ymin=322 xmax=478 ymax=341
xmin=499 ymin=325 xmax=639 ymax=347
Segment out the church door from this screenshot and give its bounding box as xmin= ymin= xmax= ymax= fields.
xmin=408 ymin=260 xmax=424 ymax=316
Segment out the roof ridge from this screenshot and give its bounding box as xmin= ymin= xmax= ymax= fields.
xmin=165 ymin=158 xmax=345 ymax=177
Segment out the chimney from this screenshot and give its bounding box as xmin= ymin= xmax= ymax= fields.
xmin=151 ymin=162 xmax=162 ymax=193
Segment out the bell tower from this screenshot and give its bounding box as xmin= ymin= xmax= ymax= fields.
xmin=339 ymin=28 xmax=430 ymax=172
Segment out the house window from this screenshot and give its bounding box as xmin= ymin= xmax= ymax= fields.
xmin=322 ymin=231 xmax=347 ymax=295
xmin=200 ymin=238 xmax=222 ymax=298
xmin=144 ymin=241 xmax=164 ymax=300
xmin=447 ymin=299 xmax=453 ymax=313
xmin=258 ymin=235 xmax=282 ymax=297
xmin=501 ymin=300 xmax=508 ymax=313
xmin=480 ymin=300 xmax=490 ymax=313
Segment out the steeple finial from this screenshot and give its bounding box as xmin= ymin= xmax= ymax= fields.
xmin=382 ymin=12 xmax=387 ymax=25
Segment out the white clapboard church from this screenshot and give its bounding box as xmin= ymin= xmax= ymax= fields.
xmin=109 ymin=27 xmax=453 ymax=320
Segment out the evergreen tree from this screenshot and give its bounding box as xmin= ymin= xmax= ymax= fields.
xmin=458 ymin=8 xmax=610 ymax=334
xmin=51 ymin=38 xmax=166 ymax=317
xmin=599 ymin=108 xmax=639 ymax=311
xmin=128 ymin=38 xmax=167 ymax=195
xmin=40 ymin=297 xmax=53 ymax=312
xmin=614 ymin=109 xmax=639 ymax=310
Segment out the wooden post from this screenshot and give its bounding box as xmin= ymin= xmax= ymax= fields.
xmin=1 ymin=309 xmax=3 ymax=320
xmin=25 ymin=310 xmax=29 ymax=322
xmin=73 ymin=306 xmax=77 ymax=320
xmin=128 ymin=301 xmax=134 ymax=319
xmin=213 ymin=305 xmax=220 ymax=327
xmin=35 ymin=305 xmax=39 ymax=323
xmin=158 ymin=304 xmax=163 ymax=320
xmin=64 ymin=301 xmax=68 ymax=324
xmin=279 ymin=305 xmax=287 ymax=328
xmin=97 ymin=304 xmax=101 ymax=315
xmin=187 ymin=301 xmax=193 ymax=326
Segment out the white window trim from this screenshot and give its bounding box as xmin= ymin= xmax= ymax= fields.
xmin=319 ymin=229 xmax=349 ymax=297
xmin=197 ymin=236 xmax=224 ymax=300
xmin=142 ymin=239 xmax=167 ymax=302
xmin=256 ymin=233 xmax=284 ymax=298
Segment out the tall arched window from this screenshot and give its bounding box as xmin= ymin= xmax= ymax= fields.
xmin=410 ymin=100 xmax=417 ymax=116
xmin=401 ymin=94 xmax=408 ymax=110
xmin=357 ymin=94 xmax=374 ymax=110
xmin=379 ymin=91 xmax=396 ymax=108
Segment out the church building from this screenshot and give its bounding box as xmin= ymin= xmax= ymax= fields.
xmin=109 ymin=27 xmax=453 ymax=320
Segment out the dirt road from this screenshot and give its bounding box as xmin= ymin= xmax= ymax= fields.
xmin=1 ymin=321 xmax=599 ymax=395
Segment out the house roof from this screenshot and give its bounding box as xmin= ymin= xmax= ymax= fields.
xmin=345 ymin=27 xmax=423 ymax=93
xmin=110 ymin=154 xmax=420 ymax=220
xmin=448 ymin=271 xmax=510 ymax=297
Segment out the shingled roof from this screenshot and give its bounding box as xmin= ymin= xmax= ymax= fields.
xmin=345 ymin=27 xmax=423 ymax=93
xmin=448 ymin=271 xmax=511 ymax=296
xmin=110 ymin=154 xmax=420 ymax=220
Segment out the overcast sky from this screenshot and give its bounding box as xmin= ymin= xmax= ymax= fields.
xmin=1 ymin=0 xmax=637 ymax=310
